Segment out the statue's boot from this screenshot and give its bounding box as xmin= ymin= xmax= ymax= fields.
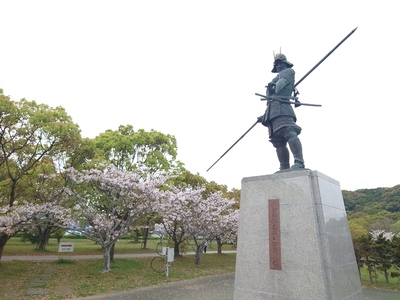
xmin=288 ymin=137 xmax=305 ymax=169
xmin=276 ymin=146 xmax=290 ymax=171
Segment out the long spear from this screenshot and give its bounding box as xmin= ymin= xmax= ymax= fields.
xmin=293 ymin=27 xmax=357 ymax=94
xmin=206 ymin=27 xmax=357 ymax=172
xmin=206 ymin=120 xmax=259 ymax=172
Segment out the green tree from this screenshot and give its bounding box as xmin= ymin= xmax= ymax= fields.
xmin=369 ymin=216 xmax=395 ymax=232
xmin=343 ymin=185 xmax=400 ymax=214
xmin=390 ymin=235 xmax=400 ymax=279
xmin=171 ymin=169 xmax=208 ymax=188
xmin=93 ymin=125 xmax=180 ymax=173
xmin=372 ymin=233 xmax=394 ymax=283
xmin=390 ymin=220 xmax=400 ymax=234
xmin=0 ymin=90 xmax=81 ymax=260
xmin=352 ymin=233 xmax=375 ymax=282
xmin=348 ymin=221 xmax=368 ymax=239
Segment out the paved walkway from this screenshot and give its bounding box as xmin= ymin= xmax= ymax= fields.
xmin=70 ymin=273 xmax=234 ymax=300
xmin=68 ymin=273 xmax=400 ymax=300
xmin=3 ymin=253 xmax=400 ymax=299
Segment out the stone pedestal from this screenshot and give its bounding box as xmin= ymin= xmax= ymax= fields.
xmin=233 ymin=170 xmax=363 ymax=300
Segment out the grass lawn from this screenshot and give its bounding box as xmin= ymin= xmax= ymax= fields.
xmin=3 ymin=237 xmax=400 ymax=299
xmin=3 ymin=236 xmax=164 ymax=256
xmin=3 ymin=236 xmax=236 ymax=256
xmin=360 ymin=265 xmax=400 ymax=290
xmin=0 ymin=237 xmax=236 ymax=300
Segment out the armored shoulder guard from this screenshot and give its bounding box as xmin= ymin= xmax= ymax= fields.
xmin=275 ymin=68 xmax=295 ymax=95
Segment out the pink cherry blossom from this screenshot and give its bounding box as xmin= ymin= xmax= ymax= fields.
xmin=66 ymin=164 xmax=169 ymax=272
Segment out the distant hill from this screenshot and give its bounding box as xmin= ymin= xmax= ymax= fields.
xmin=342 ymin=184 xmax=400 ymax=214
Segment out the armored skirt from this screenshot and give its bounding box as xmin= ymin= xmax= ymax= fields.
xmin=267 ymin=115 xmax=302 ymax=139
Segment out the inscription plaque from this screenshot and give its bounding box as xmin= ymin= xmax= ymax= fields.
xmin=268 ymin=198 xmax=281 ymax=270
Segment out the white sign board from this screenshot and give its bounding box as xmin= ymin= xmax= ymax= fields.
xmin=58 ymin=242 xmax=74 ymax=252
xmin=167 ymin=247 xmax=174 ymax=262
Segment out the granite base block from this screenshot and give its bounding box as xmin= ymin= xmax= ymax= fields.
xmin=233 ymin=170 xmax=364 ymax=300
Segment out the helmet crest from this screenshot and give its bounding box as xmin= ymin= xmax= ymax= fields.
xmin=271 ymin=52 xmax=293 ymax=73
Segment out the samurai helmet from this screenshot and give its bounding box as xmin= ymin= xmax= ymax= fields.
xmin=272 ymin=53 xmax=293 ymax=73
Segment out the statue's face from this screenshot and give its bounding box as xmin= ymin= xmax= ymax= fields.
xmin=274 ymin=61 xmax=287 ymax=72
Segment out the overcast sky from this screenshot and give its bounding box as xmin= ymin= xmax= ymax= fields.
xmin=1 ymin=1 xmax=398 ymax=191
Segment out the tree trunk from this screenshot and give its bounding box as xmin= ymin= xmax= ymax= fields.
xmin=101 ymin=244 xmax=113 ymax=273
xmin=368 ymin=264 xmax=373 ymax=283
xmin=133 ymin=229 xmax=139 ymax=243
xmin=143 ymin=227 xmax=149 ymax=249
xmin=0 ymin=180 xmax=16 ymax=261
xmin=9 ymin=180 xmax=17 ymax=206
xmin=174 ymin=242 xmax=180 ymax=258
xmin=384 ymin=269 xmax=389 ymax=284
xmin=36 ymin=227 xmax=53 ymax=251
xmin=373 ymin=264 xmax=377 ymax=283
xmin=216 ymin=237 xmax=223 ymax=254
xmin=0 ymin=233 xmax=10 ymax=262
xmin=36 ymin=236 xmax=47 ymax=251
xmin=110 ymin=243 xmax=115 ymax=263
xmin=195 ymin=244 xmax=203 ymax=265
xmin=354 ymin=249 xmax=361 ymax=278
xmin=365 ymin=257 xmax=374 ymax=282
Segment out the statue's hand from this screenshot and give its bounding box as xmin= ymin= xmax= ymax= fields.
xmin=257 ymin=115 xmax=264 ymax=123
xmin=295 ymin=99 xmax=301 ymax=108
xmin=267 ymin=83 xmax=276 ymax=94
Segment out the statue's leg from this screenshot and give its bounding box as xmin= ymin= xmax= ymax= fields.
xmin=276 ymin=146 xmax=290 ymax=170
xmin=271 ymin=138 xmax=290 ymax=171
xmin=288 ymin=136 xmax=305 ymax=169
xmin=277 ymin=126 xmax=305 ymax=170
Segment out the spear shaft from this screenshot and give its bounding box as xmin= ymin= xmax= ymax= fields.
xmin=294 ymin=27 xmax=357 ymax=89
xmin=206 ymin=120 xmax=259 ymax=172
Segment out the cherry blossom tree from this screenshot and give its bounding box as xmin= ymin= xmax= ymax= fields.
xmin=0 ymin=203 xmax=37 ymax=237
xmin=0 ymin=201 xmax=72 ymax=259
xmin=24 ymin=172 xmax=73 ymax=251
xmin=0 ymin=165 xmax=74 ymax=259
xmin=154 ymin=186 xmax=238 ymax=264
xmin=182 ymin=191 xmax=237 ymax=264
xmin=214 ymin=207 xmax=239 ymax=254
xmin=66 ymin=164 xmax=168 ymax=273
xmin=154 ymin=186 xmax=204 ymax=258
xmin=370 ymin=229 xmax=395 ymax=241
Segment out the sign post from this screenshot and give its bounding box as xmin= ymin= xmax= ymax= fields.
xmin=151 ymin=246 xmax=174 ymax=277
xmin=58 ymin=242 xmax=74 ymax=252
xmin=162 ymin=247 xmax=174 ymax=277
xmin=58 ymin=242 xmax=74 ymax=260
